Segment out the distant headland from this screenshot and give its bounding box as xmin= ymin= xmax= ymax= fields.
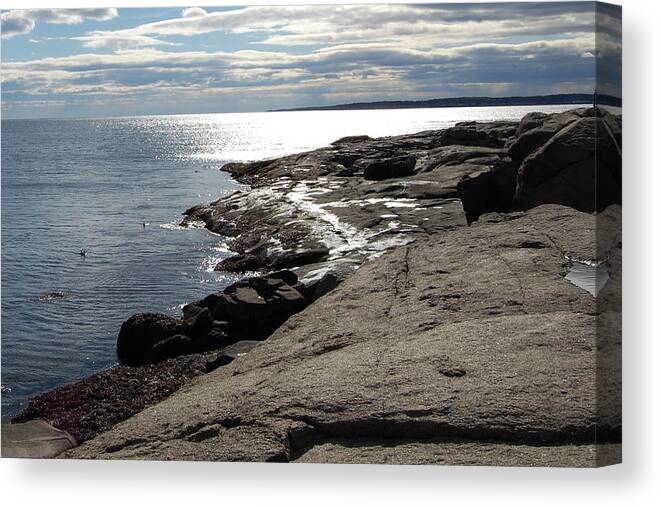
xmin=271 ymin=93 xmax=622 ymax=112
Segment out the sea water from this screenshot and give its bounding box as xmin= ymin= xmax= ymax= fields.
xmin=0 ymin=105 xmax=588 ymax=418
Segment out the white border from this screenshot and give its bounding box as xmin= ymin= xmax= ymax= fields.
xmin=3 ymin=1 xmax=661 ymax=506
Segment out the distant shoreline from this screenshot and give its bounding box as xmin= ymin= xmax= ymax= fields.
xmin=271 ymin=93 xmax=622 ymax=112
xmin=2 ymin=94 xmax=622 ymax=122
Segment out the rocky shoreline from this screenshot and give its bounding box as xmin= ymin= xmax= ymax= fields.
xmin=7 ymin=107 xmax=622 ymax=465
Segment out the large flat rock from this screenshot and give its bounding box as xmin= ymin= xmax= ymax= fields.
xmin=64 ymin=204 xmax=621 ymax=466
xmin=295 ymin=441 xmax=622 ymax=467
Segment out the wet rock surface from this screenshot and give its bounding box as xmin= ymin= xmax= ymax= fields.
xmin=18 ymin=108 xmax=621 ymax=464
xmin=184 ymin=107 xmax=620 ymax=274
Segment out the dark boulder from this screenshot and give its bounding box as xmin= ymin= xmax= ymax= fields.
xmin=142 ymin=335 xmax=194 ymax=364
xmin=176 ymin=273 xmax=309 ymax=341
xmin=263 ymin=269 xmax=299 ymax=286
xmin=438 ymin=123 xmax=510 ymax=148
xmin=508 ymin=109 xmax=593 ymax=161
xmin=214 ymin=254 xmax=267 ymax=273
xmin=117 ymin=313 xmax=187 ymax=366
xmin=514 ymin=111 xmax=547 ymax=137
xmin=420 ymin=145 xmax=505 ymax=173
xmin=182 ymin=303 xmax=205 ymax=321
xmin=456 ymin=168 xmax=493 ymax=224
xmin=331 ymin=152 xmax=363 ymax=173
xmin=211 ymin=320 xmax=230 ymax=332
xmin=514 ymin=113 xmax=621 ymax=213
xmin=216 ymin=277 xmax=307 ymax=322
xmin=268 ymin=247 xmax=329 ymax=269
xmin=363 ymin=156 xmax=416 ymax=180
xmin=201 ymin=292 xmax=223 ymax=310
xmin=191 ymin=327 xmax=232 ymax=352
xmin=488 ymin=157 xmax=519 ymax=212
xmin=260 ymin=282 xmax=307 ymax=315
xmin=186 ymin=307 xmax=213 ymax=338
xmin=508 ymin=127 xmax=558 ymax=161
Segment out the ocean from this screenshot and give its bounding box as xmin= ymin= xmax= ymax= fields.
xmin=0 ymin=105 xmax=588 ymax=419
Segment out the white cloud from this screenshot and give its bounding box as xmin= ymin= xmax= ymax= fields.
xmin=74 ymin=4 xmax=595 ymax=50
xmin=182 ymin=7 xmax=207 ymax=19
xmin=0 ymin=35 xmax=596 ymax=101
xmin=1 ymin=8 xmax=117 ymax=39
xmin=1 ymin=3 xmax=618 ymax=117
xmin=72 ymin=34 xmax=182 ymax=50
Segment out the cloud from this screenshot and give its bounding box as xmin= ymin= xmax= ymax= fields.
xmin=182 ymin=7 xmax=207 ymax=19
xmin=74 ymin=4 xmax=595 ymax=50
xmin=1 ymin=35 xmax=596 ymax=102
xmin=72 ymin=34 xmax=182 ymax=50
xmin=1 ymin=3 xmax=620 ymax=118
xmin=1 ymin=8 xmax=117 ymax=39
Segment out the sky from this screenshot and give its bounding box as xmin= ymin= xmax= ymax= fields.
xmin=0 ymin=2 xmax=622 ymax=119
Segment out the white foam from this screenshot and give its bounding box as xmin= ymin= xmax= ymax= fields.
xmin=384 ymin=200 xmax=418 ymax=208
xmin=160 ymin=220 xmax=205 ymax=231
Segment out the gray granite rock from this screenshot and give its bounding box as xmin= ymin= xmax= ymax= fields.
xmin=64 ymin=205 xmax=621 ymax=465
xmin=513 ymin=109 xmax=622 ymax=212
xmin=22 ymin=108 xmax=621 ymax=465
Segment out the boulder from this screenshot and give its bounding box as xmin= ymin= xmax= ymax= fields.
xmin=438 ymin=122 xmax=509 ymax=148
xmin=182 ymin=303 xmax=205 ymax=321
xmin=263 ymin=269 xmax=299 ymax=287
xmin=215 ymin=286 xmax=268 ymax=321
xmin=214 ymin=254 xmax=267 ymax=272
xmin=456 ymin=168 xmax=492 ymax=224
xmin=143 ymin=335 xmax=194 ymax=364
xmin=215 ymin=277 xmax=307 ymax=322
xmin=514 ymin=111 xmax=548 ymax=136
xmin=508 ymin=108 xmax=596 ymax=161
xmin=514 ymin=114 xmax=621 ymax=212
xmin=268 ymin=247 xmax=329 ymax=269
xmin=363 ymin=156 xmax=416 ymax=180
xmin=508 ymin=127 xmax=558 ymax=161
xmin=180 ymin=271 xmax=309 ymax=344
xmin=117 ymin=313 xmax=187 ymax=366
xmin=419 ymin=145 xmax=505 ymax=173
xmin=192 ymin=327 xmax=232 ymax=352
xmin=186 ymin=307 xmax=213 ymax=338
xmin=488 ymin=157 xmax=519 ymax=211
